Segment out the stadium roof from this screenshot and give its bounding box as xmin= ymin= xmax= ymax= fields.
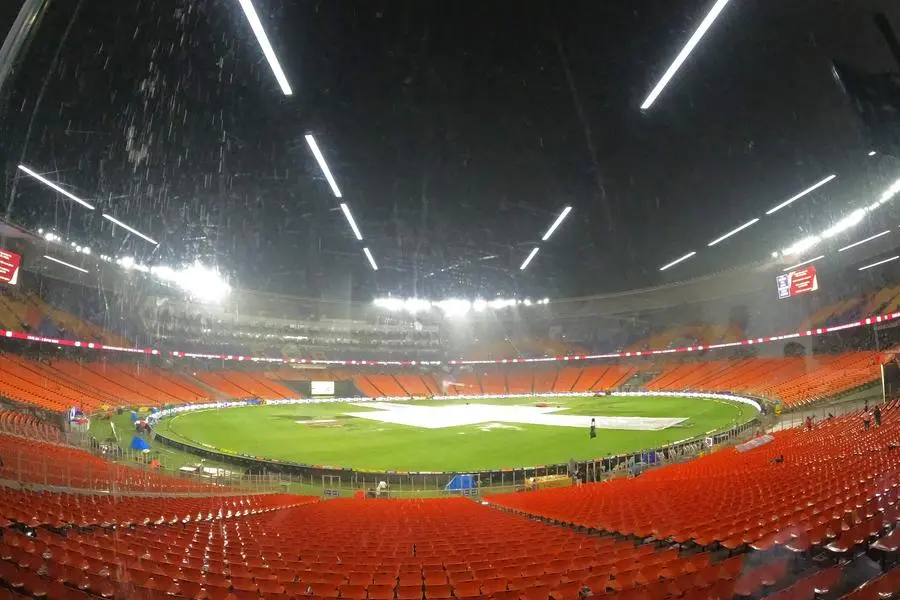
xmin=2 ymin=1 xmax=900 ymax=304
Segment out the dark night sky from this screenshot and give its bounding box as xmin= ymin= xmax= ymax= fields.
xmin=2 ymin=0 xmax=900 ymax=302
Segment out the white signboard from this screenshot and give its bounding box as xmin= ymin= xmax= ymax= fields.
xmin=311 ymin=380 xmax=335 ymax=396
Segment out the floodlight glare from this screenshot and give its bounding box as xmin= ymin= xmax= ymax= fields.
xmin=784 ymin=255 xmax=824 ymax=272
xmin=858 ymin=255 xmax=899 ymax=271
xmin=340 ymin=203 xmax=363 ymax=240
xmin=43 ymin=255 xmax=88 ymax=274
xmin=17 ymin=165 xmax=96 ymax=210
xmin=305 ymin=134 xmax=343 ymax=198
xmin=659 ymin=251 xmax=696 ymax=271
xmin=363 ymin=247 xmax=378 ymax=271
xmin=236 ymin=0 xmax=293 ymax=95
xmin=102 ymin=214 xmax=158 ymax=245
xmin=640 ymin=0 xmax=734 ymax=110
xmin=781 ymin=235 xmax=820 ymax=257
xmin=519 ymin=247 xmax=540 ymax=270
xmin=707 ymin=218 xmax=759 ymax=247
xmin=542 ymin=206 xmax=572 ymax=241
xmin=822 ymin=208 xmax=866 ymax=239
xmin=766 ymin=175 xmax=837 ymax=215
xmin=838 ymin=230 xmax=890 ymax=253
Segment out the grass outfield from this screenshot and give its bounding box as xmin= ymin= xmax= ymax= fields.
xmin=154 ymin=395 xmax=755 ymax=472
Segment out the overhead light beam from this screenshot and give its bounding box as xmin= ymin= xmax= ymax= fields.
xmin=707 ymin=217 xmax=759 ymax=247
xmin=542 ymin=206 xmax=573 ymax=241
xmin=17 ymin=165 xmax=95 ymax=210
xmin=858 ymin=255 xmax=899 ymax=271
xmin=102 ymin=214 xmax=158 ymax=245
xmin=520 ymin=247 xmax=540 ymax=271
xmin=236 ymin=0 xmax=293 ymax=95
xmin=362 ymin=247 xmax=378 ymax=271
xmin=340 ymin=203 xmax=363 ymax=240
xmin=838 ymin=230 xmax=890 ymax=253
xmin=766 ymin=174 xmax=837 ymax=215
xmin=659 ymin=251 xmax=696 ymax=271
xmin=43 ymin=255 xmax=88 ymax=274
xmin=305 ymin=135 xmax=342 ymax=198
xmin=784 ymin=255 xmax=824 ymax=272
xmin=640 ymin=0 xmax=734 ymax=110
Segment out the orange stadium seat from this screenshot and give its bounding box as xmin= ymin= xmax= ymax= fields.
xmin=487 ymin=402 xmax=899 ymax=551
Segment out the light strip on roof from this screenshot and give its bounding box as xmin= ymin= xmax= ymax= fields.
xmin=17 ymin=165 xmax=95 ymax=210
xmin=640 ymin=0 xmax=734 ymax=110
xmin=707 ymin=217 xmax=759 ymax=247
xmin=236 ymin=0 xmax=292 ymax=95
xmin=659 ymin=251 xmax=696 ymax=271
xmin=542 ymin=206 xmax=573 ymax=241
xmin=363 ymin=247 xmax=378 ymax=271
xmin=784 ymin=255 xmax=824 ymax=272
xmin=305 ymin=134 xmax=342 ymax=198
xmin=858 ymin=255 xmax=899 ymax=271
xmin=520 ymin=247 xmax=540 ymax=270
xmin=102 ymin=214 xmax=158 ymax=245
xmin=838 ymin=230 xmax=890 ymax=253
xmin=765 ymin=174 xmax=837 ymax=215
xmin=43 ymin=255 xmax=88 ymax=273
xmin=340 ymin=203 xmax=363 ymax=240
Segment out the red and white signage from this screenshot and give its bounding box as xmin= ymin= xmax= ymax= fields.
xmin=0 ymin=249 xmax=21 ymax=285
xmin=776 ymin=266 xmax=818 ymax=299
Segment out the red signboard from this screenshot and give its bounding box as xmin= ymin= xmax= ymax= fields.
xmin=0 ymin=249 xmax=21 ymax=285
xmin=776 ymin=266 xmax=818 ymax=299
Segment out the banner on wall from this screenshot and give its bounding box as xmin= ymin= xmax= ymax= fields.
xmin=0 ymin=249 xmax=21 ymax=285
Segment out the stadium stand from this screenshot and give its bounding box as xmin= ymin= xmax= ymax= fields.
xmin=645 ymin=353 xmax=881 ymax=407
xmin=486 ymin=402 xmax=898 ymax=551
xmin=0 ymin=410 xmax=61 ymax=443
xmin=190 ymin=371 xmax=295 ymax=401
xmin=0 ymin=355 xmax=211 ymax=412
xmin=0 ymin=489 xmax=309 ymax=528
xmin=0 ymin=432 xmax=228 ymax=492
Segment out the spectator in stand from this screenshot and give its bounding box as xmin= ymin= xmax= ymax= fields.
xmin=874 ymin=405 xmax=882 ymax=428
xmin=805 ymin=416 xmax=813 ymax=431
xmin=863 ymin=410 xmax=871 ymax=431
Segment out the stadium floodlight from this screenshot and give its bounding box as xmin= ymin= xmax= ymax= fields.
xmin=17 ymin=165 xmax=95 ymax=210
xmin=707 ymin=218 xmax=759 ymax=247
xmin=43 ymin=255 xmax=88 ymax=274
xmin=869 ymin=151 xmax=877 ymax=156
xmin=519 ymin=247 xmax=540 ymax=270
xmin=488 ymin=298 xmax=517 ymax=309
xmin=305 ymin=134 xmax=342 ymax=198
xmin=102 ymin=214 xmax=158 ymax=245
xmin=473 ymin=299 xmax=488 ymax=312
xmin=339 ymin=203 xmax=363 ymax=240
xmin=780 ymin=235 xmax=820 ymax=257
xmin=784 ymin=255 xmax=824 ymax=272
xmin=838 ymin=230 xmax=890 ymax=252
xmin=659 ymin=251 xmax=696 ymax=271
xmin=878 ymin=178 xmax=900 ymax=205
xmin=542 ymin=206 xmax=573 ymax=241
xmin=765 ymin=175 xmax=837 ymax=215
xmin=639 ymin=0 xmax=734 ymax=110
xmin=436 ymin=299 xmax=471 ymax=318
xmin=177 ymin=263 xmax=231 ymax=302
xmin=822 ymin=208 xmax=866 ymax=239
xmin=858 ymin=255 xmax=900 ymax=271
xmin=236 ymin=0 xmax=292 ymax=95
xmin=362 ymin=247 xmax=378 ymax=270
